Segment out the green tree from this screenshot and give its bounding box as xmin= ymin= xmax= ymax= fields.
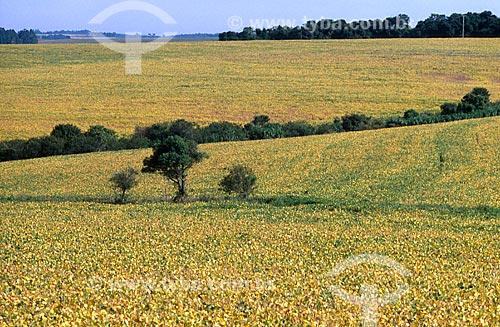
xmin=251 ymin=115 xmax=271 ymax=126
xmin=403 ymin=109 xmax=420 ymax=119
xmin=51 ymin=124 xmax=82 ymax=140
xmin=440 ymin=103 xmax=458 ymax=115
xmin=282 ymin=121 xmax=315 ymax=137
xmin=22 ymin=136 xmax=64 ymax=158
xmin=17 ymin=29 xmax=38 ymax=44
xmin=142 ymin=136 xmax=208 ymax=201
xmin=168 ymin=119 xmax=199 ymax=141
xmin=84 ymin=125 xmax=118 ymax=151
xmin=240 ymin=27 xmax=257 ymax=40
xmin=341 ymin=113 xmax=374 ymax=132
xmin=458 ymin=87 xmax=490 ymax=113
xmin=219 ymin=165 xmax=257 ymax=199
xmin=198 ymin=122 xmax=246 ymax=143
xmin=109 ymin=167 xmax=139 ymax=203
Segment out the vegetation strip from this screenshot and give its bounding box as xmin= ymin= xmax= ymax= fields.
xmin=1 ymin=87 xmax=497 ymax=163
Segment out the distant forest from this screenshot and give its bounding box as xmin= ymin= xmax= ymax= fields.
xmin=220 ymin=11 xmax=500 ymax=40
xmin=0 ymin=28 xmax=38 ymax=44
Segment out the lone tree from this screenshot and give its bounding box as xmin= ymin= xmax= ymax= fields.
xmin=110 ymin=167 xmax=139 ymax=203
xmin=142 ymin=136 xmax=207 ymax=202
xmin=219 ymin=165 xmax=257 ymax=199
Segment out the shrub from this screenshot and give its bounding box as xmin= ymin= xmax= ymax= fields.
xmin=456 ymin=87 xmax=491 ymax=113
xmin=219 ymin=165 xmax=257 ymax=199
xmin=65 ymin=135 xmax=100 ymax=154
xmin=283 ymin=121 xmax=316 ymax=137
xmin=0 ymin=139 xmax=25 ymax=161
xmin=385 ymin=117 xmax=405 ymax=128
xmin=168 ymin=119 xmax=199 ymax=142
xmin=50 ymin=124 xmax=82 ymax=140
xmin=198 ymin=122 xmax=247 ymax=143
xmin=110 ymin=167 xmax=139 ymax=204
xmin=404 ymin=109 xmax=420 ymax=119
xmin=245 ymin=123 xmax=284 ymax=140
xmin=84 ymin=125 xmax=118 ymax=151
xmin=456 ymin=102 xmax=477 ymax=114
xmin=143 ymin=122 xmax=171 ymax=145
xmin=341 ymin=114 xmax=374 ymax=132
xmin=23 ymin=136 xmax=64 ymax=158
xmin=119 ymin=135 xmax=150 ymax=150
xmin=440 ymin=102 xmax=458 ymax=115
xmin=251 ymin=115 xmax=270 ymax=126
xmin=38 ymin=136 xmax=65 ymax=157
xmin=316 ymin=119 xmax=344 ymax=134
xmin=142 ymin=120 xmax=199 ymax=144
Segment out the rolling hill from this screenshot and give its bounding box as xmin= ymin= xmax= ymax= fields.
xmin=2 ymin=38 xmax=500 ymax=140
xmin=1 ymin=117 xmax=499 ymax=325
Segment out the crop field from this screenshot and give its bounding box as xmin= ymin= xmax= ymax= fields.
xmin=1 ymin=117 xmax=499 ymax=325
xmin=1 ymin=38 xmax=500 ymax=140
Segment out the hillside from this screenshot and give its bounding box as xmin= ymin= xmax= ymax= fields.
xmin=1 ymin=117 xmax=499 ymax=209
xmin=0 ymin=118 xmax=499 ymax=325
xmin=2 ymin=38 xmax=500 ymax=139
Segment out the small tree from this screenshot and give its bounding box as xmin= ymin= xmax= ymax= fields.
xmin=403 ymin=109 xmax=420 ymax=119
xmin=51 ymin=124 xmax=82 ymax=141
xmin=341 ymin=113 xmax=374 ymax=132
xmin=142 ymin=136 xmax=208 ymax=202
xmin=110 ymin=167 xmax=139 ymax=203
xmin=440 ymin=102 xmax=458 ymax=115
xmin=457 ymin=87 xmax=491 ymax=113
xmin=85 ymin=125 xmax=118 ymax=151
xmin=220 ymin=165 xmax=257 ymax=199
xmin=251 ymin=115 xmax=270 ymax=126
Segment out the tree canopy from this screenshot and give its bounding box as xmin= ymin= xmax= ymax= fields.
xmin=0 ymin=28 xmax=38 ymax=44
xmin=142 ymin=136 xmax=208 ymax=201
xmin=220 ymin=11 xmax=500 ymax=41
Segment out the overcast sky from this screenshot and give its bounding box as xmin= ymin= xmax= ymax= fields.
xmin=1 ymin=0 xmax=499 ymax=34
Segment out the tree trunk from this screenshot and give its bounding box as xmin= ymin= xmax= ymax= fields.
xmin=179 ymin=174 xmax=187 ymax=197
xmin=163 ymin=175 xmax=168 ymax=201
xmin=174 ymin=169 xmax=187 ymax=202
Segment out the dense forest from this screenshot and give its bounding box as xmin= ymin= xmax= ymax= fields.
xmin=0 ymin=28 xmax=38 ymax=44
xmin=220 ymin=11 xmax=500 ymax=40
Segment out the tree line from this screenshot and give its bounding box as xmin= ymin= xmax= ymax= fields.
xmin=219 ymin=11 xmax=500 ymax=40
xmin=0 ymin=28 xmax=38 ymax=44
xmin=1 ymin=88 xmax=498 ymax=163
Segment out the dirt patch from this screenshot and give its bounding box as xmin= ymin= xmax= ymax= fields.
xmin=426 ymin=73 xmax=473 ymax=83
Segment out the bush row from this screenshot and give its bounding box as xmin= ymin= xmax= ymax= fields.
xmin=1 ymin=88 xmax=498 ymax=163
xmin=136 ymin=88 xmax=499 ymax=144
xmin=0 ymin=125 xmax=149 ymax=162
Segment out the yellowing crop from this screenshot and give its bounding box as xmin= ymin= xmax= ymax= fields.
xmin=1 ymin=117 xmax=499 ymax=325
xmin=2 ymin=38 xmax=500 ymax=139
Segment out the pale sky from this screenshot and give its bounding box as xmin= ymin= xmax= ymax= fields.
xmin=1 ymin=0 xmax=499 ymax=34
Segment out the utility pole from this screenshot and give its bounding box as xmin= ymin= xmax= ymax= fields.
xmin=462 ymin=14 xmax=465 ymax=38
